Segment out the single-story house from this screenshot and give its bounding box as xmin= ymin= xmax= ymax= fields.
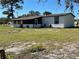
xmin=11 ymin=13 xmax=75 ymax=28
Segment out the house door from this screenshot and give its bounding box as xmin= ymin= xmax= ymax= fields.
xmin=0 ymin=50 xmax=6 ymax=59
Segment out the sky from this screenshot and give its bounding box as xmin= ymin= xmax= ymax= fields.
xmin=0 ymin=0 xmax=79 ymax=19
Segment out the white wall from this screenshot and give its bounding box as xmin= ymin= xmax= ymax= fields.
xmin=64 ymin=14 xmax=74 ymax=27
xmin=53 ymin=16 xmax=64 ymax=28
xmin=12 ymin=24 xmax=21 ymax=28
xmin=12 ymin=14 xmax=74 ymax=28
xmin=42 ymin=16 xmax=65 ymax=28
xmin=42 ymin=17 xmax=54 ymax=27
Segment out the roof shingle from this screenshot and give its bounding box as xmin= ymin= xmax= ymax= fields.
xmin=13 ymin=13 xmax=75 ymax=20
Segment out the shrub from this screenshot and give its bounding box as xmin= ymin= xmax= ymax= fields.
xmin=28 ymin=44 xmax=46 ymax=53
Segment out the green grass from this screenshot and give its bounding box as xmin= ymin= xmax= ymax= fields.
xmin=0 ymin=25 xmax=79 ymax=46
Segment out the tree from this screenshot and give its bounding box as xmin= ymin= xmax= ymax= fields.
xmin=58 ymin=0 xmax=79 ymax=12
xmin=0 ymin=17 xmax=11 ymax=24
xmin=43 ymin=11 xmax=52 ymax=16
xmin=0 ymin=0 xmax=23 ymax=19
xmin=35 ymin=11 xmax=41 ymax=16
xmin=18 ymin=14 xmax=27 ymax=18
xmin=58 ymin=0 xmax=74 ymax=12
xmin=39 ymin=0 xmax=79 ymax=12
xmin=27 ymin=10 xmax=41 ymax=16
xmin=18 ymin=11 xmax=41 ymax=18
xmin=29 ymin=10 xmax=36 ymax=16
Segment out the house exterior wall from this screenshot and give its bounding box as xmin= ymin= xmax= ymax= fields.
xmin=42 ymin=17 xmax=54 ymax=27
xmin=64 ymin=14 xmax=74 ymax=27
xmin=42 ymin=16 xmax=65 ymax=28
xmin=12 ymin=24 xmax=41 ymax=28
xmin=12 ymin=14 xmax=74 ymax=28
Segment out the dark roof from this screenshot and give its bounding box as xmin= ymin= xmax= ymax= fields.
xmin=43 ymin=13 xmax=75 ymax=17
xmin=13 ymin=13 xmax=75 ymax=20
xmin=13 ymin=16 xmax=42 ymax=20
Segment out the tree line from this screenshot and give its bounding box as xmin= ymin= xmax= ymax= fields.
xmin=0 ymin=10 xmax=52 ymax=24
xmin=0 ymin=0 xmax=79 ymax=19
xmin=18 ymin=10 xmax=52 ymax=18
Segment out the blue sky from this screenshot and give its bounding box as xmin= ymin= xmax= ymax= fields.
xmin=0 ymin=0 xmax=79 ymax=19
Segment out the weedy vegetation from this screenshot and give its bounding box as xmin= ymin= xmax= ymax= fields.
xmin=0 ymin=25 xmax=79 ymax=47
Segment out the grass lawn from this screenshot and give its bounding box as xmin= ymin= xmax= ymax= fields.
xmin=0 ymin=25 xmax=79 ymax=47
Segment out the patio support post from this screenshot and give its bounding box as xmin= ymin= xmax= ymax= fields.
xmin=21 ymin=20 xmax=23 ymax=24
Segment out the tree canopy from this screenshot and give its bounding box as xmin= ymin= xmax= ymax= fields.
xmin=27 ymin=10 xmax=41 ymax=16
xmin=0 ymin=0 xmax=23 ymax=18
xmin=58 ymin=0 xmax=79 ymax=12
xmin=39 ymin=0 xmax=79 ymax=12
xmin=1 ymin=0 xmax=79 ymax=18
xmin=43 ymin=11 xmax=52 ymax=16
xmin=18 ymin=10 xmax=41 ymax=18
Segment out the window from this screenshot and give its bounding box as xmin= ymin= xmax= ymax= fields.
xmin=54 ymin=16 xmax=59 ymax=24
xmin=23 ymin=20 xmax=34 ymax=24
xmin=38 ymin=18 xmax=42 ymax=24
xmin=14 ymin=20 xmax=21 ymax=24
xmin=18 ymin=20 xmax=21 ymax=24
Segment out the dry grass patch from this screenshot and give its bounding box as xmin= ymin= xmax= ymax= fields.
xmin=0 ymin=25 xmax=79 ymax=47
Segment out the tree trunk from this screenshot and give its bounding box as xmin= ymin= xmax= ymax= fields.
xmin=10 ymin=3 xmax=14 ymax=19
